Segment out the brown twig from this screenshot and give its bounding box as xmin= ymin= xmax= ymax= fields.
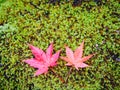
xmin=65 ymin=67 xmax=73 ymax=83
xmin=50 ymin=68 xmax=65 ymax=83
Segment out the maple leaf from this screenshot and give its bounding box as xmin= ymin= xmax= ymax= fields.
xmin=23 ymin=43 xmax=61 ymax=76
xmin=61 ymin=41 xmax=94 ymax=70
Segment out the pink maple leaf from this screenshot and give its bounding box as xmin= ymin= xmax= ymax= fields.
xmin=61 ymin=41 xmax=95 ymax=70
xmin=23 ymin=43 xmax=61 ymax=76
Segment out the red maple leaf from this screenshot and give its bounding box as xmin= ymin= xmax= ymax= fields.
xmin=23 ymin=43 xmax=61 ymax=76
xmin=61 ymin=41 xmax=95 ymax=70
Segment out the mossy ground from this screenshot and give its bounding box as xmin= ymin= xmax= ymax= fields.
xmin=0 ymin=0 xmax=120 ymax=89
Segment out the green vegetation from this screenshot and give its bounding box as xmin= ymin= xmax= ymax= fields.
xmin=0 ymin=0 xmax=120 ymax=89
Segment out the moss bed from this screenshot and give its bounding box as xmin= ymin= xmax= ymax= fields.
xmin=0 ymin=0 xmax=120 ymax=89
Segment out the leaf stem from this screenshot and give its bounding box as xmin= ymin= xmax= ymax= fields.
xmin=65 ymin=67 xmax=73 ymax=83
xmin=50 ymin=68 xmax=65 ymax=83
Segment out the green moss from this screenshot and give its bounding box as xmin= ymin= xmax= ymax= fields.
xmin=0 ymin=0 xmax=120 ymax=89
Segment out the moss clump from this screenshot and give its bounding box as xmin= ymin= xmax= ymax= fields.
xmin=0 ymin=0 xmax=120 ymax=89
